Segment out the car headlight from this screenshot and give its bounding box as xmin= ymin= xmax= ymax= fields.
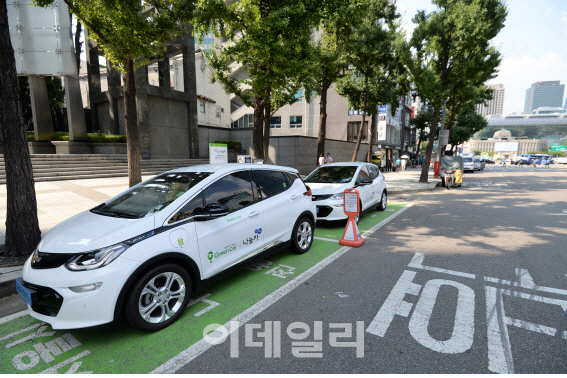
xmin=65 ymin=243 xmax=130 ymax=271
xmin=329 ymin=192 xmax=344 ymax=201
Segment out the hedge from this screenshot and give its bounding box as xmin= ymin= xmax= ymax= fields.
xmin=214 ymin=139 xmax=242 ymax=150
xmin=24 ymin=131 xmax=126 ymax=143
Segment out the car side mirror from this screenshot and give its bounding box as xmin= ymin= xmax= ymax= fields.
xmin=197 ymin=203 xmax=230 ymax=219
xmin=361 ymin=179 xmax=373 ymax=185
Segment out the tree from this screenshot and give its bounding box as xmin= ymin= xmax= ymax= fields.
xmin=409 ymin=107 xmax=433 ymax=157
xmin=0 ymin=0 xmax=42 ymax=257
xmin=36 ymin=0 xmax=195 ymax=187
xmin=403 ymin=0 xmax=507 ymax=182
xmin=306 ymin=0 xmax=362 ymax=162
xmin=195 ymin=0 xmax=328 ymax=163
xmin=448 ymin=109 xmax=488 ymax=150
xmin=335 ymin=0 xmax=406 ymax=162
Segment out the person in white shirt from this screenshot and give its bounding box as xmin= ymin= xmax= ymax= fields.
xmin=318 ymin=153 xmax=326 ymax=167
xmin=326 ymin=153 xmax=333 ymax=164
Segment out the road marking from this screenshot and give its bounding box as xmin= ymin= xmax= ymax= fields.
xmin=407 ymin=253 xmax=476 ymax=279
xmin=151 ymin=204 xmax=415 ymax=373
xmin=498 ymin=174 xmax=503 ymax=177
xmin=521 ymin=189 xmax=531 ymax=193
xmin=0 ymin=310 xmax=28 ymax=326
xmin=0 ymin=322 xmax=43 ymax=341
xmin=314 ymin=236 xmax=340 ymax=243
xmin=529 ymin=173 xmax=534 ymax=175
xmin=488 ymin=167 xmax=493 ymax=171
xmin=484 ymin=268 xmax=567 ymax=296
xmin=408 ymin=279 xmax=475 ymax=354
xmin=506 ymin=179 xmax=512 ymax=182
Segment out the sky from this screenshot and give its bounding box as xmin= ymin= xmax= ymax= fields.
xmin=396 ymin=0 xmax=567 ymax=115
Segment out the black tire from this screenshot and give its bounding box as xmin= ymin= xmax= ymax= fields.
xmin=376 ymin=191 xmax=387 ymax=211
xmin=125 ymin=264 xmax=192 ymax=332
xmin=290 ymin=216 xmax=314 ymax=254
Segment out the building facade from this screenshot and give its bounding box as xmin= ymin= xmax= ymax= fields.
xmin=524 ymin=81 xmax=565 ymax=114
xmin=467 ymin=129 xmax=547 ymax=158
xmin=476 ymin=84 xmax=505 ymax=116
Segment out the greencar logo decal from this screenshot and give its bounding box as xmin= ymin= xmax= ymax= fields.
xmin=227 ymin=215 xmax=241 ymax=223
xmin=208 ymin=243 xmax=237 ymax=263
xmin=177 ymin=237 xmax=184 ymax=247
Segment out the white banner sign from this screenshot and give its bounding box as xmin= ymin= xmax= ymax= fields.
xmin=209 ymin=143 xmax=228 ymax=164
xmin=344 ymin=192 xmax=358 ymax=214
xmin=494 ymin=142 xmax=519 ymax=152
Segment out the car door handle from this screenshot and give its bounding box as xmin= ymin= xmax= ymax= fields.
xmin=248 ymin=211 xmax=260 ymax=217
xmin=290 ymin=194 xmax=299 ymax=200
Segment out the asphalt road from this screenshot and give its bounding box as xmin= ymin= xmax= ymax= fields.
xmin=174 ymin=164 xmax=567 ymax=374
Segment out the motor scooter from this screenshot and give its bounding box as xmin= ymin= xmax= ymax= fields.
xmin=445 ymin=169 xmax=455 ymax=190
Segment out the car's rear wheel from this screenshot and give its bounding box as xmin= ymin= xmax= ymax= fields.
xmin=290 ymin=217 xmax=313 ymax=254
xmin=376 ymin=191 xmax=387 ymax=211
xmin=125 ymin=264 xmax=191 ymax=332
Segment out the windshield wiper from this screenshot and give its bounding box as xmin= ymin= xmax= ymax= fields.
xmin=94 ymin=208 xmax=141 ymax=219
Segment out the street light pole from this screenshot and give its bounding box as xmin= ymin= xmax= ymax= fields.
xmin=437 ymin=98 xmax=447 ymax=162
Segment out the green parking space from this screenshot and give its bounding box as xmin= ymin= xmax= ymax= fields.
xmin=0 ymin=203 xmax=407 ymax=374
xmin=314 ymin=203 xmax=407 ymax=240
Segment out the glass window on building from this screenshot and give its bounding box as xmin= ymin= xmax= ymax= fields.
xmin=294 ymin=90 xmax=303 ymax=103
xmin=348 ymin=108 xmax=362 ymax=116
xmin=270 ymin=116 xmax=282 ymax=129
xmin=199 ymin=101 xmax=205 ymax=113
xmin=290 ymin=116 xmax=303 ymax=128
xmin=347 ymin=121 xmax=368 ymax=142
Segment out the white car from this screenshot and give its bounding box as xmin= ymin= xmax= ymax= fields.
xmin=463 ymin=157 xmax=475 ymax=172
xmin=17 ymin=164 xmax=316 ymax=331
xmin=304 ymin=162 xmax=387 ymax=222
xmin=474 ymin=158 xmax=482 ymax=171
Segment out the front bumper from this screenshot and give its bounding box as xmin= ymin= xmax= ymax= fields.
xmin=21 ymin=255 xmax=141 ymax=329
xmin=314 ymin=200 xmax=348 ymax=221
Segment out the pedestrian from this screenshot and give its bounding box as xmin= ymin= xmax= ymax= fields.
xmin=545 ymin=158 xmax=551 ymax=168
xmin=536 ymin=158 xmax=542 ymax=167
xmin=326 ymin=153 xmax=333 ymax=164
xmin=501 ymin=158 xmax=506 ymax=167
xmin=401 ymin=158 xmax=407 ymax=171
xmin=395 ymin=157 xmax=401 ymax=171
xmin=380 ymin=156 xmax=386 ymax=172
xmin=386 ymin=159 xmax=391 ymax=172
xmin=318 ymin=153 xmax=326 ymax=167
xmin=420 ymin=156 xmax=424 ymax=166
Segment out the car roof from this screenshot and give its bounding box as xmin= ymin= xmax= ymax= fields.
xmin=165 ymin=163 xmax=299 ymax=175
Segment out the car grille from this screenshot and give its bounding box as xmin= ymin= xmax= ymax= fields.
xmin=23 ymin=281 xmax=64 ymax=317
xmin=31 ymin=252 xmax=75 ymax=269
xmin=316 ymin=206 xmax=333 ymax=217
xmin=312 ymin=194 xmax=333 ymax=201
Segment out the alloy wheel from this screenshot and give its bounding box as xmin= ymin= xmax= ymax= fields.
xmin=296 ymin=221 xmax=313 ymax=250
xmin=138 ymin=272 xmax=186 ymax=324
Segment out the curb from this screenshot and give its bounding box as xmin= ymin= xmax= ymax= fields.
xmin=389 ymin=186 xmax=439 ymax=195
xmin=0 ymin=273 xmax=21 ymax=299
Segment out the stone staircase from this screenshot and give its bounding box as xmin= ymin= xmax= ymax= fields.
xmin=0 ymin=154 xmax=210 ymax=184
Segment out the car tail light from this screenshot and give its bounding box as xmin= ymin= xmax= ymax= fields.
xmin=303 ymin=185 xmax=312 ymax=196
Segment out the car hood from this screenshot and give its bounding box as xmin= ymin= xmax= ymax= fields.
xmin=39 ymin=210 xmax=155 ymax=254
xmin=307 ymin=182 xmax=351 ymax=195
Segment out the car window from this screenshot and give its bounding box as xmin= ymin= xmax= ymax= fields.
xmin=356 ymin=167 xmax=371 ymax=184
xmin=367 ymin=164 xmax=379 ymax=179
xmin=305 ymin=166 xmax=358 ymax=183
xmin=463 ymin=158 xmax=473 ymax=162
xmin=92 ymin=172 xmax=211 ymax=218
xmin=168 ymin=193 xmax=204 ymax=224
xmin=203 ymin=171 xmax=255 ymax=213
xmin=253 ymin=170 xmax=290 ymax=199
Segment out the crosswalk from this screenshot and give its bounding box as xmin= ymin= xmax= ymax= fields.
xmin=487 ymin=166 xmax=565 ymax=173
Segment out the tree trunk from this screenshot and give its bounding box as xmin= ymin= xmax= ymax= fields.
xmin=123 ymin=56 xmax=142 ymax=187
xmin=253 ymin=95 xmax=264 ymax=159
xmin=416 ymin=138 xmax=423 ymax=157
xmin=74 ymin=19 xmax=82 ymax=72
xmin=0 ymin=1 xmax=41 ymax=257
xmin=419 ymin=108 xmax=441 ymax=183
xmin=367 ymin=113 xmax=377 ymax=163
xmin=351 ymin=93 xmax=368 ymax=162
xmin=262 ymin=95 xmax=271 ymax=164
xmin=317 ymin=82 xmax=329 ymax=163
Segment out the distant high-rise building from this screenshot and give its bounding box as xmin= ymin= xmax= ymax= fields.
xmin=564 ymin=98 xmax=567 ymax=110
xmin=524 ymin=81 xmax=565 ymax=114
xmin=476 ymin=84 xmax=505 ymax=116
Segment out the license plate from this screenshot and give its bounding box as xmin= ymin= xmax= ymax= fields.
xmin=316 ymin=207 xmax=319 ymax=214
xmin=15 ymin=279 xmax=33 ymax=306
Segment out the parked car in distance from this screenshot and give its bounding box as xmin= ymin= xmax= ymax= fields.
xmin=484 ymin=159 xmax=495 ymax=164
xmin=17 ymin=164 xmax=316 ymax=332
xmin=305 ymin=162 xmax=387 ymax=222
xmin=512 ymin=158 xmax=532 ymax=166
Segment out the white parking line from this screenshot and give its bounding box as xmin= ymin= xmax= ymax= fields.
xmin=314 ymin=236 xmax=340 ymax=243
xmin=151 ymin=204 xmax=415 ymax=373
xmin=498 ymin=174 xmax=502 ymax=177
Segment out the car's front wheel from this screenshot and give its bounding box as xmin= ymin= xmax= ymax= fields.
xmin=290 ymin=217 xmax=314 ymax=254
xmin=376 ymin=191 xmax=387 ymax=211
xmin=125 ymin=264 xmax=192 ymax=332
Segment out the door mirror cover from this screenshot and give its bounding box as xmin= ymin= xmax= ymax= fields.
xmin=199 ymin=203 xmax=230 ymax=219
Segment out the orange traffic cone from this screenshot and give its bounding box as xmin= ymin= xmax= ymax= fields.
xmin=339 ymin=215 xmax=364 ymax=247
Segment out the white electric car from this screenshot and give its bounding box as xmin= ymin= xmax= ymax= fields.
xmin=304 ymin=162 xmax=387 ymax=222
xmin=17 ymin=164 xmax=316 ymax=331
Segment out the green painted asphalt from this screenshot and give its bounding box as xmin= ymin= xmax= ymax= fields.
xmin=0 ymin=204 xmax=407 ymax=374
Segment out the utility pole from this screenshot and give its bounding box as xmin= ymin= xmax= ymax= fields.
xmin=437 ymin=98 xmax=447 ymax=162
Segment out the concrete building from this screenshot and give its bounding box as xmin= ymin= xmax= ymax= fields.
xmin=467 ymin=129 xmax=547 ymax=158
xmin=476 ymin=84 xmax=505 ymax=116
xmin=532 ymin=106 xmax=566 ymax=114
xmin=524 ymin=81 xmax=565 ymax=114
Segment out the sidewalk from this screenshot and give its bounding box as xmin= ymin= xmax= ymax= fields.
xmin=0 ymin=168 xmax=440 ymax=299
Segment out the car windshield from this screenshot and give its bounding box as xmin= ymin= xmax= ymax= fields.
xmin=305 ymin=166 xmax=358 ymax=184
xmin=92 ymin=172 xmax=212 ymax=218
xmin=463 ymin=158 xmax=473 ymax=162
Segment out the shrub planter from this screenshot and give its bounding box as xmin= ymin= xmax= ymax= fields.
xmin=92 ymin=143 xmax=127 ymax=155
